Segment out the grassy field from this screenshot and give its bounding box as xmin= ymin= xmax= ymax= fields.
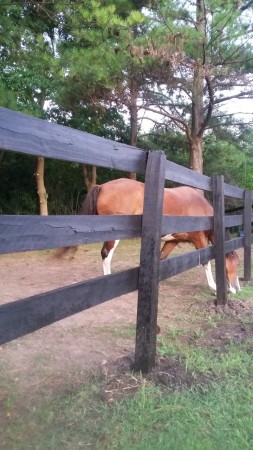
xmin=1 ymin=243 xmax=253 ymax=449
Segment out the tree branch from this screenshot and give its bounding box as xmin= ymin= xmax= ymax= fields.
xmin=142 ymin=105 xmax=192 ymax=141
xmin=240 ymin=0 xmax=253 ymax=12
xmin=214 ymin=90 xmax=253 ymax=105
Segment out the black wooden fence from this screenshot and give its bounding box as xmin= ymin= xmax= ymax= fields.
xmin=0 ymin=107 xmax=252 ymax=373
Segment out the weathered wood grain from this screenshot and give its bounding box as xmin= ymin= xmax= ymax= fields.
xmin=0 ymin=267 xmax=139 ymax=345
xmin=213 ymin=175 xmax=227 ymax=305
xmin=161 ymin=215 xmax=213 ymax=233
xmin=224 ymin=182 xmax=244 ymax=200
xmin=165 ymin=160 xmax=212 ymax=190
xmin=0 ymin=215 xmax=142 ymax=254
xmin=160 ymin=246 xmax=214 ymax=280
xmin=1 ymin=214 xmax=215 ymax=254
xmin=224 ymin=215 xmax=243 ymax=227
xmin=0 ymin=107 xmax=147 ymax=173
xmin=135 ymin=151 xmax=166 ymax=373
xmin=225 ymin=237 xmax=243 ymax=252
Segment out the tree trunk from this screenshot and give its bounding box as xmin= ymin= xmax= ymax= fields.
xmin=82 ymin=164 xmax=97 ymax=192
xmin=0 ymin=150 xmax=4 ymax=167
xmin=190 ymin=0 xmax=206 ymax=174
xmin=36 ymin=156 xmax=48 ymax=215
xmin=190 ymin=136 xmax=203 ymax=174
xmin=129 ymin=77 xmax=138 ymax=180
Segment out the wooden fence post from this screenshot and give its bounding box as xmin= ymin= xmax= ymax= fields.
xmin=134 ymin=151 xmax=166 ymax=373
xmin=212 ymin=175 xmax=227 ymax=305
xmin=243 ymin=190 xmax=252 ymax=282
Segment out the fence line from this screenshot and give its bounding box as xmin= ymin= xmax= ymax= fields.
xmin=0 ymin=107 xmax=252 ymax=373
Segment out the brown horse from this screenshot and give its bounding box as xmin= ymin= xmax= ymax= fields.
xmin=73 ymin=178 xmax=240 ymax=293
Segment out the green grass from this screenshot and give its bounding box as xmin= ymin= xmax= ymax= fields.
xmin=93 ymin=379 xmax=253 ymax=450
xmin=2 ymin=336 xmax=253 ymax=450
xmin=235 ymin=284 xmax=253 ymax=299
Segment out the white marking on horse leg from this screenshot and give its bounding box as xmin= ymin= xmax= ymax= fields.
xmin=228 ymin=283 xmax=236 ymax=295
xmin=228 ymin=275 xmax=241 ymax=294
xmin=235 ymin=277 xmax=241 ymax=292
xmin=103 ymin=240 xmax=120 ymax=275
xmin=161 ymin=234 xmax=176 ymax=241
xmin=204 ymin=261 xmax=217 ymax=291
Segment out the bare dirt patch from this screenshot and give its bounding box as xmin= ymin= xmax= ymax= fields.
xmin=97 ymin=353 xmax=213 ymax=405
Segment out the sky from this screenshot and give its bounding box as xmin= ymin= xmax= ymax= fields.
xmin=139 ymin=97 xmax=253 ymax=133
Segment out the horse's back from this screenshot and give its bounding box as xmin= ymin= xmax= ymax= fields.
xmin=97 ymin=178 xmax=145 ymax=215
xmin=96 ymin=179 xmax=213 ymax=217
xmin=163 ymin=186 xmax=213 ymax=216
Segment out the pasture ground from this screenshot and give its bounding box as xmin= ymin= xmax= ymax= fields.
xmin=1 ymin=240 xmax=253 ymax=449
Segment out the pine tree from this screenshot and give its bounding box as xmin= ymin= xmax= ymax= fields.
xmin=140 ymin=0 xmax=253 ymax=173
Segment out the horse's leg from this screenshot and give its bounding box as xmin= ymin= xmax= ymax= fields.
xmin=160 ymin=240 xmax=179 ymax=259
xmin=226 ymin=252 xmax=241 ymax=294
xmin=207 ymin=233 xmax=240 ymax=294
xmin=204 ymin=261 xmax=217 ymax=292
xmin=192 ymin=234 xmax=217 ymax=292
xmin=227 ymin=283 xmax=236 ymax=295
xmin=53 ymin=245 xmax=78 ymax=259
xmin=101 ymin=240 xmax=120 ymax=275
xmin=233 ymin=276 xmax=241 ymax=292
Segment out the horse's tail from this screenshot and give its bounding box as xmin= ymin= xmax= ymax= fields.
xmin=79 ymin=185 xmax=101 ymax=215
xmin=53 ymin=185 xmax=101 ymax=259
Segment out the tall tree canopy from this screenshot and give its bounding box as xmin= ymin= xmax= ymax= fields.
xmin=137 ymin=0 xmax=253 ymax=172
xmin=54 ymin=0 xmax=148 ymax=178
xmin=52 ymin=0 xmax=253 ymax=174
xmin=1 ymin=0 xmax=253 ymax=215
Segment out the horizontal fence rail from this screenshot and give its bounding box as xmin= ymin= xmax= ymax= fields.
xmin=225 ymin=215 xmax=244 ymax=227
xmin=224 ymin=183 xmax=244 ymax=199
xmin=160 ymin=246 xmax=214 ymax=281
xmin=0 ymin=107 xmax=246 ymax=194
xmin=161 ymin=216 xmax=213 ymax=234
xmin=0 ymin=234 xmax=246 ymax=346
xmin=165 ymin=160 xmax=212 ymax=190
xmin=0 ymin=267 xmax=139 ymax=345
xmin=0 ymin=215 xmax=142 ymax=254
xmin=1 ymin=213 xmax=248 ymax=255
xmin=225 ymin=237 xmax=244 ymax=252
xmin=0 ymin=107 xmax=147 ymax=174
xmin=1 ymin=214 xmax=214 ymax=254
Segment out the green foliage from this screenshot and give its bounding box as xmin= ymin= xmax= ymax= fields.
xmin=204 ymin=123 xmax=253 ymax=190
xmin=0 ymin=1 xmax=57 ymax=113
xmin=54 ymin=0 xmax=150 ymax=140
xmin=140 ymin=128 xmax=189 ymax=166
xmin=140 ymin=117 xmax=253 ymax=190
xmin=0 ymin=153 xmax=38 ymax=214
